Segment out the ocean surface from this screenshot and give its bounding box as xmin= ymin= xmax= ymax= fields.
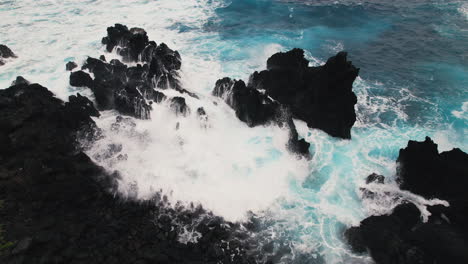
xmin=1 ymin=0 xmax=467 ymax=263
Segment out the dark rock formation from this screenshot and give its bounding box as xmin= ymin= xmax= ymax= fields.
xmin=11 ymin=76 xmax=30 ymax=86
xmin=213 ymin=78 xmax=280 ymax=127
xmin=70 ymin=70 xmax=93 ymax=87
xmin=345 ymin=137 xmax=468 ymax=264
xmin=0 ymin=44 xmax=17 ymax=66
xmin=212 ymin=49 xmax=359 ymax=156
xmin=70 ymin=24 xmax=197 ymax=119
xmin=249 ymin=49 xmax=359 ymax=139
xmin=397 ymin=137 xmax=468 ymax=201
xmin=0 ymin=80 xmax=254 ymax=264
xmin=366 ymin=173 xmax=385 ymax=184
xmin=66 ymin=61 xmax=78 ymax=71
xmin=213 ymin=77 xmax=310 ymax=158
xmin=101 ymin=24 xmax=182 ymax=90
xmin=169 ymin=97 xmax=190 ymax=116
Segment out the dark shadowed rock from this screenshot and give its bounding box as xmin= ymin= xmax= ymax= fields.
xmin=213 ymin=77 xmax=280 ymax=127
xmin=366 ymin=173 xmax=385 ymax=184
xmin=169 ymin=97 xmax=190 ymax=116
xmin=249 ymin=49 xmax=359 ymax=139
xmin=213 ymin=77 xmax=310 ymax=158
xmin=66 ymin=61 xmax=78 ymax=71
xmin=11 ymin=76 xmax=30 ymax=86
xmin=345 ymin=203 xmax=425 ymax=264
xmin=397 ymin=137 xmax=468 ymax=202
xmin=70 ymin=24 xmax=195 ymax=119
xmin=346 ymin=137 xmax=468 ymax=264
xmin=70 ymin=70 xmax=93 ymax=87
xmin=0 ymin=44 xmax=17 ymax=66
xmin=0 ymin=81 xmax=254 ymax=264
xmin=0 ymin=44 xmax=16 ymax=59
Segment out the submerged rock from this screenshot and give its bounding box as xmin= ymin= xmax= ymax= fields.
xmin=249 ymin=49 xmax=359 ymax=139
xmin=345 ymin=137 xmax=468 ymax=264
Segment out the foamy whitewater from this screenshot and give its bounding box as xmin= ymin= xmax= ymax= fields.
xmin=1 ymin=0 xmax=467 ymax=263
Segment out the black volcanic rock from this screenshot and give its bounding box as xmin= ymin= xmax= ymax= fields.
xmin=66 ymin=61 xmax=78 ymax=71
xmin=212 ymin=49 xmax=359 ymax=156
xmin=70 ymin=70 xmax=93 ymax=87
xmin=0 ymin=80 xmax=254 ymax=264
xmin=345 ymin=138 xmax=468 ymax=264
xmin=249 ymin=49 xmax=359 ymax=139
xmin=213 ymin=77 xmax=310 ymax=157
xmin=366 ymin=173 xmax=385 ymax=184
xmin=70 ymin=24 xmax=196 ymax=119
xmin=213 ymin=78 xmax=279 ymax=127
xmin=169 ymin=96 xmax=190 ymax=116
xmin=101 ymin=24 xmax=182 ymax=90
xmin=0 ymin=44 xmax=16 ymax=59
xmin=345 ymin=203 xmax=425 ymax=264
xmin=11 ymin=76 xmax=30 ymax=86
xmin=397 ymin=137 xmax=468 ymax=201
xmin=0 ymin=44 xmax=17 ymax=66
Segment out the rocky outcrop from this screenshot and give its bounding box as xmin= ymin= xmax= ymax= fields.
xmin=212 ymin=49 xmax=359 ymax=156
xmin=0 ymin=44 xmax=17 ymax=66
xmin=69 ymin=24 xmax=197 ymax=119
xmin=249 ymin=49 xmax=359 ymax=139
xmin=66 ymin=61 xmax=78 ymax=71
xmin=0 ymin=80 xmax=253 ymax=264
xmin=213 ymin=77 xmax=310 ymax=157
xmin=345 ymin=137 xmax=468 ymax=264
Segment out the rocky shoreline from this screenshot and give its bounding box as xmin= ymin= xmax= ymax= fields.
xmin=1 ymin=24 xmax=467 ymax=264
xmin=345 ymin=137 xmax=468 ymax=263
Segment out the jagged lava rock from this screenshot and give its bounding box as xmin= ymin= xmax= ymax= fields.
xmin=70 ymin=70 xmax=93 ymax=87
xmin=101 ymin=24 xmax=182 ymax=90
xmin=345 ymin=137 xmax=468 ymax=264
xmin=0 ymin=80 xmax=253 ymax=264
xmin=249 ymin=49 xmax=359 ymax=139
xmin=66 ymin=61 xmax=78 ymax=71
xmin=70 ymin=24 xmax=197 ymax=119
xmin=213 ymin=77 xmax=310 ymax=157
xmin=397 ymin=137 xmax=468 ymax=201
xmin=0 ymin=44 xmax=17 ymax=66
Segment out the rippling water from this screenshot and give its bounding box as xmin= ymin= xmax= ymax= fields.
xmin=1 ymin=0 xmax=467 ymax=263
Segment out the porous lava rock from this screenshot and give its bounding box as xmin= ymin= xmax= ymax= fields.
xmin=345 ymin=137 xmax=468 ymax=264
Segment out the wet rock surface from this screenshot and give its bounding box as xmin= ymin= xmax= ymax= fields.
xmin=0 ymin=80 xmax=255 ymax=264
xmin=345 ymin=137 xmax=468 ymax=264
xmin=212 ymin=48 xmax=359 ymax=157
xmin=0 ymin=44 xmax=17 ymax=66
xmin=249 ymin=49 xmax=359 ymax=139
xmin=69 ymin=24 xmax=196 ymax=119
xmin=66 ymin=61 xmax=78 ymax=71
xmin=213 ymin=77 xmax=311 ymax=158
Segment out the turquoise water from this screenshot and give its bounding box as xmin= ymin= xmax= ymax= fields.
xmin=1 ymin=0 xmax=467 ymax=263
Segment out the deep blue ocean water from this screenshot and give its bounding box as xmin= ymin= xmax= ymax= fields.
xmin=1 ymin=0 xmax=466 ymax=263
